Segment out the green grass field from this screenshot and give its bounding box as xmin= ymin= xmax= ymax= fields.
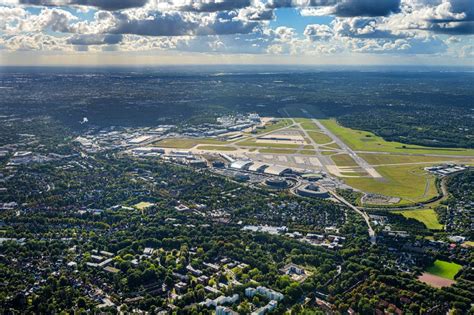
xmin=359 ymin=153 xmax=474 ymax=165
xmin=133 ymin=202 xmax=154 ymax=210
xmin=321 ymin=119 xmax=474 ymax=156
xmin=344 ymin=164 xmax=438 ymax=205
xmin=252 ymin=119 xmax=292 ymax=135
xmin=307 ymin=131 xmax=333 ymax=145
xmin=236 ymin=138 xmax=301 ymax=149
xmin=196 ymin=145 xmax=236 ymax=151
xmin=259 ymin=148 xmax=298 ymax=154
xmin=295 ymin=118 xmax=320 ymax=131
xmin=426 ymin=260 xmax=462 ymax=280
xmin=331 ymin=154 xmax=358 ymax=167
xmin=154 ymin=138 xmax=226 ymax=149
xmin=394 ymin=209 xmax=443 ymax=230
xmin=322 ymin=142 xmax=341 ymax=149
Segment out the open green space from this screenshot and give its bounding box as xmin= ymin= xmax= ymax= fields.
xmin=340 ymin=171 xmax=369 ymax=177
xmin=425 ymin=260 xmax=462 ymax=280
xmin=359 ymin=153 xmax=474 ymax=165
xmin=259 ymin=148 xmax=298 ymax=154
xmin=133 ymin=202 xmax=155 ymax=211
xmin=331 ymin=154 xmax=358 ymax=167
xmin=154 ymin=138 xmax=226 ymax=149
xmin=322 ymin=142 xmax=341 ymax=149
xmin=252 ymin=119 xmax=292 ymax=135
xmin=196 ymin=145 xmax=236 ymax=151
xmin=321 ymin=119 xmax=474 ymax=156
xmin=307 ymin=131 xmax=333 ymax=145
xmin=394 ymin=209 xmax=443 ymax=230
xmin=344 ymin=164 xmax=438 ymax=205
xmin=295 ymin=118 xmax=321 ymax=131
xmin=236 ymin=138 xmax=301 ymax=149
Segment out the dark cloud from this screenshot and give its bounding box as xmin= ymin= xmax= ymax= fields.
xmin=19 ymin=0 xmax=148 ymax=11
xmin=67 ymin=34 xmax=123 ymax=45
xmin=426 ymin=21 xmax=474 ymax=35
xmin=267 ymin=0 xmax=334 ymax=9
xmin=267 ymin=0 xmax=400 ymax=17
xmin=176 ymin=0 xmax=252 ymax=12
xmin=331 ymin=0 xmax=400 ymax=17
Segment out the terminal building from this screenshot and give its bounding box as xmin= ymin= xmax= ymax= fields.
xmin=248 ymin=162 xmax=269 ymax=173
xmin=296 ymin=184 xmax=330 ymax=198
xmin=230 ymin=160 xmax=253 ymax=170
xmin=264 ymin=165 xmax=292 ymax=176
xmin=265 ymin=178 xmax=289 ymax=189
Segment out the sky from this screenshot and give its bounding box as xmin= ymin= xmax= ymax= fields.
xmin=0 ymin=0 xmax=473 ymax=66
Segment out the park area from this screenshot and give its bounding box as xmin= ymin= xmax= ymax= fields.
xmin=418 ymin=260 xmax=462 ymax=288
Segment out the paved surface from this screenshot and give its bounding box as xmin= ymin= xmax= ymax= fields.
xmin=300 ymin=109 xmax=382 ymax=178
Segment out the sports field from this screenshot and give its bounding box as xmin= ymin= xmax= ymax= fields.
xmin=426 ymin=260 xmax=462 ymax=280
xmin=321 ymin=119 xmax=474 ymax=156
xmin=394 ymin=209 xmax=443 ymax=230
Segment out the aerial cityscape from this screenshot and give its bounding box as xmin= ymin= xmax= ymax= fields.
xmin=1 ymin=0 xmax=474 ymax=314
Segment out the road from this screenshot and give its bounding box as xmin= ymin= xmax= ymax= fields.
xmin=329 ymin=189 xmax=376 ymax=244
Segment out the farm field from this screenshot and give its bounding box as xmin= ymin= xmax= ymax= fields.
xmin=321 ymin=119 xmax=474 ymax=156
xmin=344 ymin=164 xmax=438 ymax=205
xmin=394 ymin=209 xmax=443 ymax=230
xmin=426 ymin=260 xmax=462 ymax=280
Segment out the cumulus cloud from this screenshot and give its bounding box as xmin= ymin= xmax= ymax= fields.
xmin=0 ymin=0 xmax=472 ymax=59
xmin=304 ymin=23 xmax=333 ymax=40
xmin=103 ymin=11 xmax=260 ymax=36
xmin=67 ymin=33 xmax=123 ymax=45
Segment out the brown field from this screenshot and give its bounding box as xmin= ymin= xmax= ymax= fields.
xmin=418 ymin=273 xmax=455 ymax=288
